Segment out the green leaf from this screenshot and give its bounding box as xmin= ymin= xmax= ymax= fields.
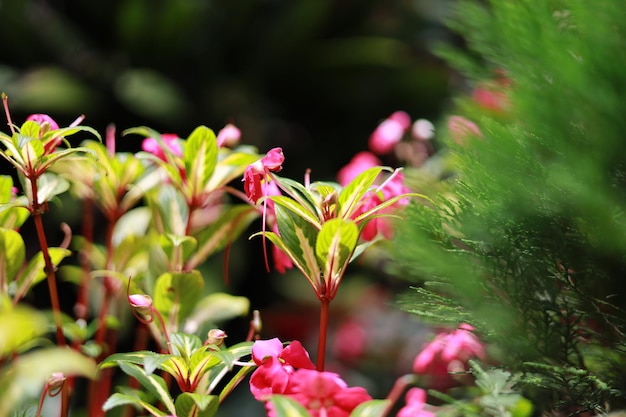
xmin=153 ymin=271 xmax=204 ymax=324
xmin=187 ymin=204 xmax=259 ymax=269
xmin=205 ymin=148 xmax=259 ymax=191
xmin=169 ymin=332 xmax=203 ymax=360
xmin=175 ymin=393 xmax=219 ymax=417
xmin=103 ymin=392 xmax=169 ymax=417
xmin=35 ymin=172 xmax=70 ymax=203
xmin=0 ymin=205 xmax=29 ymax=231
xmin=268 ymin=195 xmax=322 ymax=230
xmin=272 ymin=203 xmax=320 ymax=286
xmin=14 ymin=248 xmax=72 ymax=301
xmin=268 ymin=395 xmax=312 ymax=417
xmin=117 ymin=361 xmax=176 ymax=415
xmin=18 ymin=121 xmax=41 ymax=140
xmin=188 ymin=350 xmax=223 ymax=390
xmin=0 ymin=347 xmax=98 ymax=417
xmin=316 ymin=218 xmax=358 ymax=292
xmin=349 ymin=399 xmax=391 ymax=417
xmin=112 ymin=206 xmax=152 ymax=246
xmin=271 ymin=174 xmax=321 ymax=218
xmin=160 ymin=233 xmax=198 ymax=268
xmin=100 ymin=350 xmax=168 ymax=369
xmin=337 ymin=166 xmax=385 ymax=219
xmin=185 ymin=292 xmax=250 ymax=330
xmin=0 ymin=176 xmax=14 ymax=203
xmin=0 ymin=227 xmax=25 ymax=284
xmin=0 ymin=303 xmax=48 ymax=356
xmin=184 ymin=125 xmax=218 ymax=198
xmin=148 ymin=183 xmax=189 ymax=235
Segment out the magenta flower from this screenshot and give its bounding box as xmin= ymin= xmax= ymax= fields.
xmin=282 ymin=369 xmax=372 ymax=417
xmin=337 ymin=151 xmax=381 ymax=186
xmin=368 ymin=111 xmax=411 ymax=155
xmin=413 ymin=323 xmax=486 ymax=391
xmin=26 ymin=113 xmax=59 ymax=131
xmin=141 ymin=133 xmax=183 ymax=161
xmin=26 ymin=113 xmax=63 ymax=154
xmin=351 ymin=171 xmax=411 ymax=241
xmin=216 ymin=123 xmax=241 ymax=147
xmin=249 ymin=338 xmax=315 ymax=401
xmin=397 ymin=388 xmax=436 ymax=417
xmin=244 ymin=147 xmax=284 ymax=204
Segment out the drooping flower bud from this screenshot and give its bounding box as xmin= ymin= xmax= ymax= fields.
xmin=128 ymin=294 xmax=153 ymax=316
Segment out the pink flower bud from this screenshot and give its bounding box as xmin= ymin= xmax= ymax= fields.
xmin=261 ymin=147 xmax=284 ymax=171
xmin=216 ymin=123 xmax=241 ymax=147
xmin=26 ymin=114 xmax=59 ymax=131
xmin=368 ymin=111 xmax=411 ymax=155
xmin=128 ymin=294 xmax=153 ymax=317
xmin=205 ymin=329 xmax=227 ymax=346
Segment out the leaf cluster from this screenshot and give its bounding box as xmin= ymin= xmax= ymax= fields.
xmin=392 ymin=0 xmax=626 ymax=414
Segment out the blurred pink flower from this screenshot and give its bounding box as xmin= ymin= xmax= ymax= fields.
xmin=249 ymin=338 xmax=315 ymax=401
xmin=141 ymin=133 xmax=182 ymax=161
xmin=397 ymin=388 xmax=436 ymax=417
xmin=448 ymin=116 xmax=482 ymax=145
xmin=283 ymin=369 xmax=372 ymax=417
xmin=26 ymin=113 xmax=59 ymax=131
xmin=368 ymin=111 xmax=411 ymax=155
xmin=413 ymin=323 xmax=485 ymax=391
xmin=216 ymin=123 xmax=241 ymax=147
xmin=337 ymin=151 xmax=381 ymax=186
xmin=332 ymin=320 xmax=367 ymax=363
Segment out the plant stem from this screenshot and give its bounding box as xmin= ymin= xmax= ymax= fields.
xmin=381 ymin=374 xmax=418 ymax=417
xmin=316 ymin=298 xmax=330 ymax=371
xmin=31 ymin=193 xmax=67 ymax=347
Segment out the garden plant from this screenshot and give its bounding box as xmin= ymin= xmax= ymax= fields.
xmin=1 ymin=0 xmax=626 ymax=416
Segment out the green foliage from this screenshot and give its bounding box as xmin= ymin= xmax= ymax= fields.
xmin=393 ymin=0 xmax=626 ymax=414
xmin=102 ymin=334 xmax=253 ymax=416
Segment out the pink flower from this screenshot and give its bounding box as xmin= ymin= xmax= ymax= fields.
xmin=337 ymin=151 xmax=381 ymax=186
xmin=413 ymin=323 xmax=485 ymax=391
xmin=141 ymin=133 xmax=183 ymax=161
xmin=283 ymin=369 xmax=372 ymax=417
xmin=244 ymin=147 xmax=284 ymax=204
xmin=26 ymin=113 xmax=59 ymax=131
xmin=352 ymin=171 xmax=411 ymax=241
xmin=249 ymin=338 xmax=315 ymax=401
xmin=397 ymin=388 xmax=436 ymax=417
xmin=332 ymin=320 xmax=367 ymax=363
xmin=26 ymin=114 xmax=63 ymax=153
xmin=216 ymin=123 xmax=241 ymax=147
xmin=368 ymin=111 xmax=411 ymax=155
xmin=448 ymin=116 xmax=482 ymax=145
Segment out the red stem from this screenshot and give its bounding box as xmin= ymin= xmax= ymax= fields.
xmin=32 ymin=202 xmax=67 ymax=347
xmin=75 ymin=195 xmax=94 ymax=321
xmin=316 ymin=298 xmax=330 ymax=371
